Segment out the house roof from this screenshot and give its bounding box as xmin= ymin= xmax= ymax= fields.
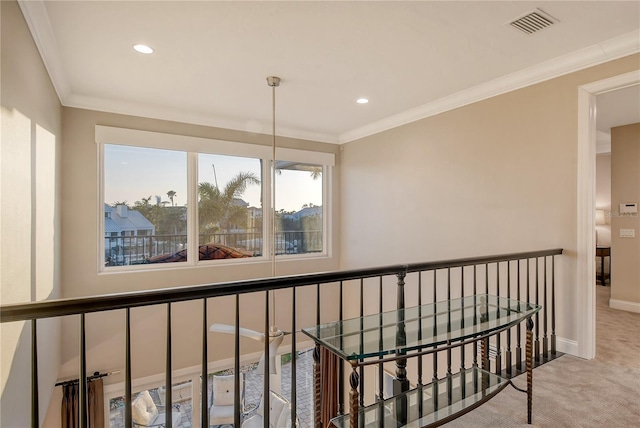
xmin=294 ymin=206 xmax=322 ymax=219
xmin=104 ymin=217 xmax=121 ymax=234
xmin=104 ymin=205 xmax=155 ymax=233
xmin=19 ymin=1 xmax=640 ymax=144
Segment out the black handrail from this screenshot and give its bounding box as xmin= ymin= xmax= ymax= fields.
xmin=0 ymin=249 xmax=562 ymax=323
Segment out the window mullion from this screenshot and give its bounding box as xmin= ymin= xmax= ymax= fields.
xmin=323 ymin=165 xmax=331 ymax=257
xmin=187 ymin=152 xmax=198 ymax=265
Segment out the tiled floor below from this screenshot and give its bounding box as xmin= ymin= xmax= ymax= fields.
xmin=110 ymin=348 xmax=314 ymax=427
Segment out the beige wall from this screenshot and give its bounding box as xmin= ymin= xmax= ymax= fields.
xmin=596 ymin=154 xmax=612 ymax=247
xmin=1 ymin=0 xmax=63 ymax=426
xmin=340 ymin=54 xmax=640 ymax=351
xmin=611 ymin=123 xmax=640 ymax=307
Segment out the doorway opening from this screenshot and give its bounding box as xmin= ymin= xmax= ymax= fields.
xmin=577 ymin=70 xmax=640 ymax=359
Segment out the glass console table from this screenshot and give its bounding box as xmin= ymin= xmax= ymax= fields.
xmin=303 ymin=294 xmax=540 ymax=428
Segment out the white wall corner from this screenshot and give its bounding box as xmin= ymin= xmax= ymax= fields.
xmin=609 ymin=298 xmax=640 ymax=314
xmin=17 ymin=0 xmax=70 ymax=102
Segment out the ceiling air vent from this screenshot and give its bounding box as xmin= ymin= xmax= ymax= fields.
xmin=509 ymin=9 xmax=557 ymax=35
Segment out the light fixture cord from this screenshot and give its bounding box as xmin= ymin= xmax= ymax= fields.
xmin=267 ymin=76 xmax=280 ymax=333
xmin=271 ymin=81 xmax=277 ymax=279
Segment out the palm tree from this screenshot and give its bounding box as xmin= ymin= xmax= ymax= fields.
xmin=167 ymin=190 xmax=177 ymax=206
xmin=198 ymin=172 xmax=260 ymax=237
xmin=309 ymin=166 xmax=322 ymax=180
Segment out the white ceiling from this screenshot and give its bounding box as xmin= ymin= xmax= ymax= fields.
xmin=20 ymin=1 xmax=640 ymax=144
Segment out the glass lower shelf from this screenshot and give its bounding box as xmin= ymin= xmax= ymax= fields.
xmin=330 ymin=367 xmax=509 ymax=428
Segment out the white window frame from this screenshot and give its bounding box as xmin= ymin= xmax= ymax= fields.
xmin=96 ymin=126 xmax=334 ymax=273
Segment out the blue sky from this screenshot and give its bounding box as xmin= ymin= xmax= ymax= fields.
xmin=104 ymin=145 xmax=322 ymax=211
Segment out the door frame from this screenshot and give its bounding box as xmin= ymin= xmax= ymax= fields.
xmin=576 ymin=70 xmax=640 ymax=359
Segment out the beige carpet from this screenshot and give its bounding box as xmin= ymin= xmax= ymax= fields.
xmin=445 ymin=285 xmax=640 ymax=427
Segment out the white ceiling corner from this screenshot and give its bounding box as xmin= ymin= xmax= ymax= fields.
xmin=17 ymin=0 xmax=71 ymax=101
xmin=17 ymin=1 xmax=640 ymax=145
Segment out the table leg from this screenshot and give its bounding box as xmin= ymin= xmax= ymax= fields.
xmin=480 ymin=337 xmax=490 ymax=391
xmin=349 ymin=366 xmax=359 ymax=428
xmin=526 ymin=318 xmax=534 ymax=424
xmin=600 ymin=255 xmax=605 ymax=285
xmin=314 ymin=346 xmax=321 ymax=428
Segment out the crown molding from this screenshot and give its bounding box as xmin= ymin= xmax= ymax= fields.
xmin=65 ymin=93 xmax=338 ymax=144
xmin=339 ymin=30 xmax=640 ymax=144
xmin=19 ymin=1 xmax=638 ymax=146
xmin=18 ymin=0 xmax=70 ymax=100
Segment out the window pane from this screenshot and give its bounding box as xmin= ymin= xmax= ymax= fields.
xmin=197 ymin=154 xmax=262 ymax=259
xmin=275 ymin=162 xmax=323 ymax=255
xmin=104 ymin=144 xmax=187 ymax=266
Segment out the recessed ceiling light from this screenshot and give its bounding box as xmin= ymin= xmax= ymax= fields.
xmin=133 ymin=44 xmax=154 ymax=54
xmin=356 ymin=98 xmax=369 ymax=104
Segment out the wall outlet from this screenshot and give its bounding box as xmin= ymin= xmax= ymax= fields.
xmin=620 ymin=229 xmax=635 ymax=238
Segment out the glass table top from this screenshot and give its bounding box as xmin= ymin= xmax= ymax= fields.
xmin=302 ymin=294 xmax=540 ymax=361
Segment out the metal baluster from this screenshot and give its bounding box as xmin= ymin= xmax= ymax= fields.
xmin=543 ymin=257 xmax=549 ymax=360
xmin=506 ymin=261 xmax=512 ymax=376
xmin=460 ymin=267 xmax=466 ymax=399
xmin=535 ymin=258 xmax=540 ymax=363
xmin=516 ymin=260 xmax=525 ymax=372
xmin=432 ymin=270 xmax=438 ymax=409
xmin=473 ymin=291 xmax=478 ymax=395
xmin=551 ymin=256 xmax=557 ymax=356
xmin=314 ymin=284 xmax=321 ymax=428
xmin=495 ymin=262 xmax=502 ymax=375
xmin=31 ymin=319 xmax=38 ymax=428
xmin=202 ymin=299 xmax=209 ymax=428
xmin=418 ymin=272 xmax=424 ymax=417
xmin=394 ymin=269 xmax=408 ymax=425
xmin=80 ymin=314 xmax=87 ymax=428
xmin=417 ymin=272 xmax=423 ymax=388
xmin=472 ymin=265 xmax=478 ymax=370
xmin=264 ymin=291 xmax=270 ymax=426
xmin=291 ymin=287 xmax=297 ymax=427
xmin=359 ymin=278 xmax=364 ymax=408
xmin=484 ymin=263 xmax=491 ymax=380
xmin=166 ymin=303 xmax=173 ymax=428
xmin=378 ymin=276 xmax=384 ymax=402
xmin=125 ymin=308 xmax=132 ymax=428
xmin=446 ymin=268 xmax=453 ymax=403
xmin=339 ymin=281 xmax=345 ymax=414
xmin=479 ymin=297 xmax=489 ymax=393
xmin=483 ymin=263 xmax=487 ymax=294
xmin=234 ymin=295 xmax=241 ymax=428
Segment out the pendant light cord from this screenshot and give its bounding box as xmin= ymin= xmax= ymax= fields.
xmin=267 ymin=76 xmax=280 ymax=333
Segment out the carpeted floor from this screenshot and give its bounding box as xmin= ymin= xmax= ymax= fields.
xmin=446 ymin=285 xmax=640 ymax=427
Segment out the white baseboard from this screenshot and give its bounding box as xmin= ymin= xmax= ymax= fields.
xmin=609 ymin=298 xmax=640 ymax=313
xmin=556 ymin=337 xmax=579 ymax=356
